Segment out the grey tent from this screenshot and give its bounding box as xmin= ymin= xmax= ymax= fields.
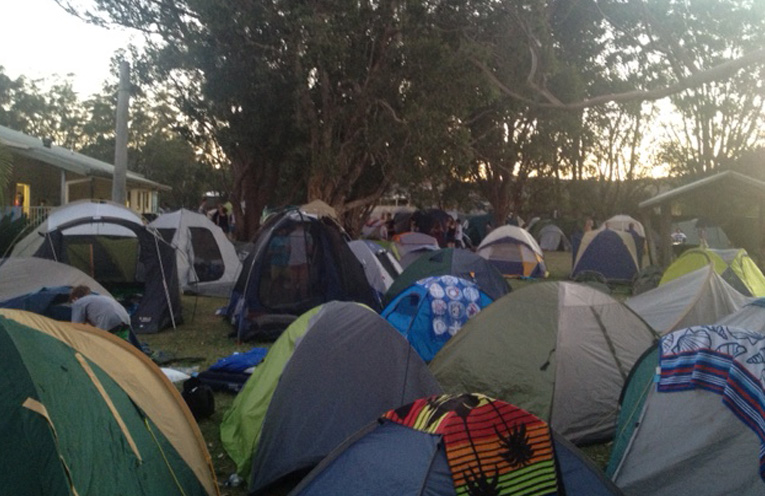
xmin=626 ymin=264 xmax=751 ymax=335
xmin=150 ymin=208 xmax=242 ymax=297
xmin=537 ymin=224 xmax=572 ymax=251
xmin=672 ymin=218 xmax=730 ymax=249
xmin=382 ymin=247 xmax=510 ymax=305
xmin=607 ymin=326 xmax=765 ymax=496
xmin=10 ymin=200 xmax=181 ymax=333
xmin=716 ymin=298 xmax=765 ymax=331
xmin=248 ymin=301 xmax=443 ymax=494
xmin=429 ymin=281 xmax=658 ymax=444
xmin=347 ymin=240 xmax=399 ymax=300
xmin=0 ymin=257 xmax=112 ymax=302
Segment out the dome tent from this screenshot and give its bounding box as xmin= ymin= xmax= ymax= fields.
xmin=245 ymin=301 xmax=442 ymax=494
xmin=0 ymin=310 xmax=218 ymax=495
xmin=476 ymin=225 xmax=547 ymax=278
xmin=383 ymin=247 xmax=510 ymax=306
xmin=382 ymin=275 xmax=494 ymax=362
xmin=291 ymin=393 xmax=625 ymax=496
xmin=625 ymin=264 xmax=751 ymax=335
xmin=429 ymin=281 xmax=658 ymax=444
xmin=225 ymin=208 xmax=379 ymax=340
xmin=537 ymin=223 xmax=572 ymax=251
xmin=149 ymin=208 xmax=242 ymax=297
xmin=608 ymin=326 xmax=765 ymax=496
xmin=660 ymin=247 xmax=765 ymax=298
xmin=571 ymin=229 xmax=639 ymax=284
xmin=10 ymin=199 xmax=181 ymax=334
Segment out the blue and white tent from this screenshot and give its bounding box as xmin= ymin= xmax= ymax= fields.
xmin=381 ymin=275 xmax=493 ymax=362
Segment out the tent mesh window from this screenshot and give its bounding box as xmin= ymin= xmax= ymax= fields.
xmin=188 ymin=227 xmax=224 ymax=282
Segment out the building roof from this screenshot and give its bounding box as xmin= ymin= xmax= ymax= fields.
xmin=639 ymin=170 xmax=765 ymax=209
xmin=0 ymin=124 xmax=170 ymax=191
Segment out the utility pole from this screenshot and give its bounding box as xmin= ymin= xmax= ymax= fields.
xmin=112 ymin=60 xmax=130 ymax=205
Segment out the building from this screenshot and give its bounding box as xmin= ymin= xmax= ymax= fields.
xmin=0 ymin=124 xmax=170 ymax=223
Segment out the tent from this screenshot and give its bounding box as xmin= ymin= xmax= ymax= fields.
xmin=150 ymin=208 xmax=242 ymax=297
xmin=601 ymin=214 xmax=645 ymax=238
xmin=625 ymin=264 xmax=751 ymax=335
xmin=0 ymin=309 xmax=218 ymax=495
xmin=716 ymin=298 xmax=765 ymax=332
xmin=476 ymin=225 xmax=548 ymax=278
xmin=571 ymin=229 xmax=639 ymax=283
xmin=607 ymin=326 xmax=765 ymax=495
xmin=660 ymin=247 xmax=765 ymax=297
xmin=537 ymin=223 xmax=572 ymax=251
xmin=382 ymin=275 xmax=494 ymax=362
xmin=0 ymin=257 xmax=112 ymax=303
xmin=245 ymin=301 xmax=443 ymax=494
xmin=391 ymin=231 xmax=440 ymax=268
xmin=383 ymin=247 xmax=510 ymax=305
xmin=347 ymin=240 xmax=398 ymax=301
xmin=672 ymin=218 xmax=730 ymax=249
xmin=291 ymin=393 xmax=625 ymax=496
xmin=10 ymin=200 xmax=182 ymax=334
xmin=429 ymin=281 xmax=658 ymax=444
xmin=225 ymin=209 xmax=379 ymax=340
xmin=220 ymin=305 xmax=323 ymax=481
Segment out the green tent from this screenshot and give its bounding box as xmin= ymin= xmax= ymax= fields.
xmin=220 ymin=305 xmax=323 ymax=480
xmin=660 ymin=247 xmax=765 ymax=297
xmin=429 ymin=281 xmax=658 ymax=444
xmin=0 ymin=309 xmax=218 ymax=496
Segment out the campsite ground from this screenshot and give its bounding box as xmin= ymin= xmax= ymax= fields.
xmin=141 ymin=250 xmax=615 ymax=496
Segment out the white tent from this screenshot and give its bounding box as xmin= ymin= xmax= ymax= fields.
xmin=600 ymin=214 xmax=645 ymax=237
xmin=11 ymin=199 xmax=144 ymax=257
xmin=626 ymin=265 xmax=751 ymax=335
xmin=150 ymin=208 xmax=242 ymax=297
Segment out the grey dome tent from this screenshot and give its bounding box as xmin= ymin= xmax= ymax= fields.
xmin=429 ymin=281 xmax=658 ymax=444
xmin=607 ymin=325 xmax=765 ymax=496
xmin=225 ymin=208 xmax=379 ymax=341
xmin=150 ymin=208 xmax=242 ymax=297
xmin=247 ymin=301 xmax=443 ymax=494
xmin=537 ymin=224 xmax=572 ymax=251
xmin=0 ymin=257 xmax=112 ymax=303
xmin=383 ymin=247 xmax=510 ymax=306
xmin=347 ymin=240 xmax=399 ymax=302
xmin=625 ymin=264 xmax=751 ymax=335
xmin=716 ymin=298 xmax=765 ymax=331
xmin=0 ymin=257 xmax=114 ymax=321
xmin=10 ymin=200 xmax=181 ymax=333
xmin=291 ymin=393 xmax=625 ymax=496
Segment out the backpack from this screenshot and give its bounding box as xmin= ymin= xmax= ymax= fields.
xmin=181 ymin=377 xmax=215 ymax=420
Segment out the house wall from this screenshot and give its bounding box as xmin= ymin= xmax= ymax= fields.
xmin=7 ymin=157 xmax=63 ymax=206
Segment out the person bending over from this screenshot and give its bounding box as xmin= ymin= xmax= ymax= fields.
xmin=69 ymin=285 xmax=134 ymax=342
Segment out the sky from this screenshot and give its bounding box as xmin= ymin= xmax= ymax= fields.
xmin=0 ymin=0 xmax=139 ymax=98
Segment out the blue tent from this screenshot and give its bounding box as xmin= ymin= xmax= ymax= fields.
xmin=382 ymin=275 xmax=493 ymax=362
xmin=291 ymin=393 xmax=624 ymax=496
xmin=0 ymin=286 xmax=73 ymax=321
xmin=571 ymin=229 xmax=639 ymax=283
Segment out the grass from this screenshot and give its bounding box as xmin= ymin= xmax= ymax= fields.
xmin=146 ymin=250 xmax=618 ymax=495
